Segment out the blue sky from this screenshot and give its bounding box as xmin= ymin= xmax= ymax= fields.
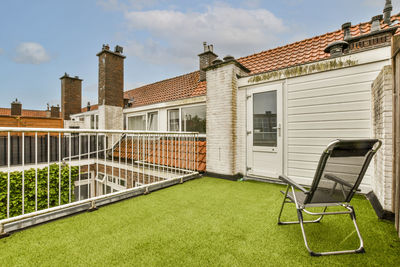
xmin=0 ymin=0 xmax=398 ymax=110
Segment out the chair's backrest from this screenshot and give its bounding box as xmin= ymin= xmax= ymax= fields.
xmin=304 ymin=139 xmax=381 ymax=204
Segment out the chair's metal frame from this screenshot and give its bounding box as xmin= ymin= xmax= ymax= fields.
xmin=277 ymin=139 xmax=382 ymax=256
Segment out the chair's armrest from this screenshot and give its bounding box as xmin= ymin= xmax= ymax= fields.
xmin=324 ymin=173 xmax=361 ymax=191
xmin=279 ymin=175 xmax=309 ymax=194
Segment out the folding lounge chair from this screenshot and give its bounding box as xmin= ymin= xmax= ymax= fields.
xmin=277 ymin=139 xmax=382 ymax=256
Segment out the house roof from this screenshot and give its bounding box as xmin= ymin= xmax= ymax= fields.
xmin=123 ymin=14 xmax=400 ymax=109
xmin=0 ymin=107 xmax=51 ymax=118
xmin=124 ymin=71 xmax=206 ymax=108
xmin=238 ymin=14 xmax=400 ymax=75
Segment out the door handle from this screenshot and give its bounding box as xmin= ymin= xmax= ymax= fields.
xmin=272 ymin=124 xmax=281 ymax=137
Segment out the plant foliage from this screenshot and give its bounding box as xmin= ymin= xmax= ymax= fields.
xmin=0 ymin=164 xmax=78 ymax=220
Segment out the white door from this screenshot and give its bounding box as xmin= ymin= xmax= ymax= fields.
xmin=246 ymin=83 xmax=283 ymax=179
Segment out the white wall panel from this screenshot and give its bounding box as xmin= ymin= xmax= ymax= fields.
xmin=285 ymin=60 xmax=389 ymax=189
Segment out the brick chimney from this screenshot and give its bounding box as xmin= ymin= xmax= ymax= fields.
xmin=97 ymin=44 xmax=125 ymax=107
xmin=51 ymin=105 xmax=60 ymax=118
xmin=11 ymin=98 xmax=22 ymax=116
xmin=60 ymin=73 xmax=82 ymax=120
xmin=198 ymin=42 xmax=218 ymax=81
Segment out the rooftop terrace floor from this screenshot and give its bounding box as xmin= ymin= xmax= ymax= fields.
xmin=0 ymin=177 xmax=399 ymax=266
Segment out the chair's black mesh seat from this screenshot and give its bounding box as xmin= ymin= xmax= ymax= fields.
xmin=287 ymin=190 xmax=338 ymax=205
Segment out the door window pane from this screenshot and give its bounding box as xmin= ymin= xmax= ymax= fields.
xmin=128 ymin=115 xmax=146 ymax=130
xmin=168 ymin=109 xmax=179 ymax=131
xmin=253 ymin=91 xmax=277 ymax=147
xmin=181 ymin=105 xmax=206 ymax=133
xmin=147 ymin=112 xmax=158 ymax=131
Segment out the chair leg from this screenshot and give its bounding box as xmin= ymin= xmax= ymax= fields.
xmin=277 ymin=185 xmax=290 ymax=225
xmin=297 ymin=206 xmax=365 ymax=256
xmin=277 ymin=185 xmax=324 ymax=225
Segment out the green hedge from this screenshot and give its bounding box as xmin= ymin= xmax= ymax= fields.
xmin=0 ymin=164 xmax=78 ymax=220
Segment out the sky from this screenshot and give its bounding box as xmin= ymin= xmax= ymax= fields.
xmin=0 ymin=0 xmax=399 ymax=110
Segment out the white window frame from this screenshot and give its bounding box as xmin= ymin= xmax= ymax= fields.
xmin=167 ymin=103 xmax=206 ymax=136
xmin=126 ymin=110 xmax=160 ymax=131
xmin=147 ymin=111 xmax=159 ymax=131
xmin=167 ymin=108 xmax=181 ymax=132
xmin=126 ymin=112 xmax=146 ymax=131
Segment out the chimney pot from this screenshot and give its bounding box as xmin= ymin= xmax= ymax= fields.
xmin=203 ymin=42 xmax=207 ymax=52
xmin=342 ymin=22 xmax=352 ymax=40
xmin=115 ymin=45 xmax=123 ymax=54
xmin=383 ymin=0 xmax=393 ymax=25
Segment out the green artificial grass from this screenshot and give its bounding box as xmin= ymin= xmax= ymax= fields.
xmin=0 ymin=177 xmax=399 ymax=266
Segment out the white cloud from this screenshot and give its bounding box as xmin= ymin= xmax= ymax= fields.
xmin=13 ymin=42 xmax=51 ymax=64
xmin=123 ymin=3 xmax=287 ymax=69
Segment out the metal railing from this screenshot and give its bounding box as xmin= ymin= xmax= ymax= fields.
xmin=0 ymin=127 xmax=199 ymax=233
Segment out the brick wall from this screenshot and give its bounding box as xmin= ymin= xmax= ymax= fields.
xmin=371 ymin=65 xmax=393 ymax=211
xmin=97 ymin=49 xmax=125 ymax=107
xmin=61 ymin=75 xmax=82 ymax=120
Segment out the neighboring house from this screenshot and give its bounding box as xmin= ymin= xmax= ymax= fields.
xmin=61 ymin=6 xmax=399 ymax=211
xmin=0 ymin=99 xmax=62 ymax=128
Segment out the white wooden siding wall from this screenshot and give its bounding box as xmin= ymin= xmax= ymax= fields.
xmin=286 ymin=61 xmax=389 ymax=190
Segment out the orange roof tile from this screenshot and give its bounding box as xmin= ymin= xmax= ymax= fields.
xmin=0 ymin=107 xmax=52 ymax=118
xmin=124 ymin=71 xmax=205 ymax=108
xmin=114 ymin=138 xmax=207 ymax=172
xmin=238 ymin=15 xmax=400 ymax=75
xmin=123 ymin=14 xmax=400 ymax=108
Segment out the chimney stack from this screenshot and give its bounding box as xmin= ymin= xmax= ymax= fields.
xmin=60 ymin=73 xmax=83 ymax=120
xmin=11 ymin=98 xmax=22 ymax=116
xmin=198 ymin=42 xmax=218 ymax=81
xmin=371 ymin=15 xmax=383 ymax=32
xmin=342 ymin=22 xmax=352 ymax=40
xmin=51 ymin=105 xmax=60 ymax=118
xmin=384 ymin=0 xmax=393 ymax=25
xmin=97 ymin=44 xmax=125 ymax=107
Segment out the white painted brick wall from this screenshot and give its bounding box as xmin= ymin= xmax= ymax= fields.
xmin=206 ymin=62 xmax=248 ymax=176
xmin=98 ymin=105 xmax=123 ymax=130
xmin=371 ymin=65 xmax=393 ymax=211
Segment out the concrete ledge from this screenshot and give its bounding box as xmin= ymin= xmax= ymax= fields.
xmin=3 ymin=173 xmax=200 ymax=234
xmin=205 ymin=172 xmax=243 ymax=181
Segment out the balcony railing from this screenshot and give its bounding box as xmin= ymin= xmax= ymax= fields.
xmin=0 ymin=127 xmax=200 ymax=234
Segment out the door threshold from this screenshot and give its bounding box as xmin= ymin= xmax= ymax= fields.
xmin=244 ymin=175 xmax=284 ymax=185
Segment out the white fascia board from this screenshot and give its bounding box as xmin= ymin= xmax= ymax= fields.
xmin=70 ymin=109 xmax=99 ymax=117
xmin=123 ymin=96 xmax=206 ymax=114
xmin=237 ymin=46 xmax=391 ymax=88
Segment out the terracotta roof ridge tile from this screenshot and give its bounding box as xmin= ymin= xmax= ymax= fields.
xmin=238 ymin=14 xmax=399 ymax=63
xmin=125 ymin=70 xmax=199 ymax=93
